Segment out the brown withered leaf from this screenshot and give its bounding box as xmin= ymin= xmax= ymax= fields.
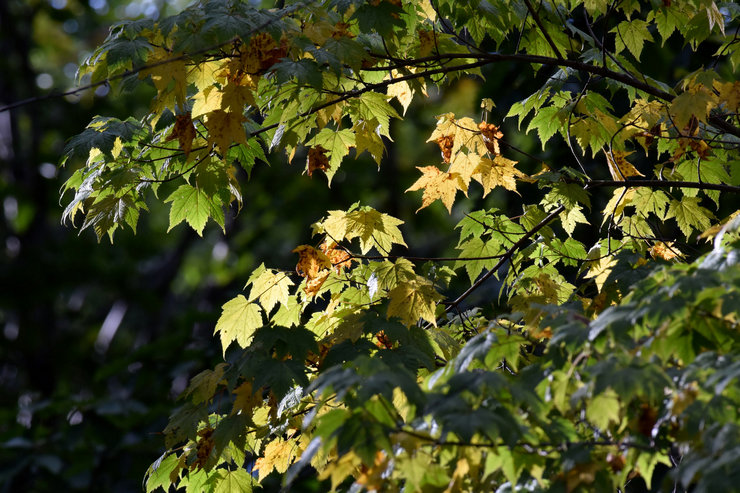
xmin=307 ymin=145 xmax=330 ymax=177
xmin=166 ymin=113 xmax=197 ymax=156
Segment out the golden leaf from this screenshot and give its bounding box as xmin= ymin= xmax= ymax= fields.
xmin=293 ymin=245 xmax=332 ymax=296
xmin=293 ymin=245 xmax=332 ymax=279
xmin=255 ymin=439 xmax=296 ymax=481
xmin=231 ymin=380 xmax=263 ymax=416
xmin=204 ymin=109 xmax=247 ymax=155
xmin=406 ymin=166 xmax=466 ymax=212
xmin=140 ymin=47 xmax=188 ymax=110
xmin=649 ymin=241 xmax=682 ymax=261
xmin=449 ymin=151 xmax=480 ymax=187
xmin=605 ymin=150 xmax=644 ymax=180
xmin=472 ymin=155 xmax=526 ymax=195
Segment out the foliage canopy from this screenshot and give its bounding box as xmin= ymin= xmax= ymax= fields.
xmin=60 ymin=0 xmax=740 ymax=491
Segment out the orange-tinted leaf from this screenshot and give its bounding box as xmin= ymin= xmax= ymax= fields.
xmin=307 ymin=145 xmax=330 ymax=177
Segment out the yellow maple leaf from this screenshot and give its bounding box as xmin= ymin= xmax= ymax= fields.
xmin=204 ymin=109 xmax=247 ymax=155
xmin=255 ymin=439 xmax=296 ymax=481
xmin=220 ymin=78 xmax=256 ymax=113
xmin=140 ymin=47 xmax=188 ymax=110
xmin=449 ymin=151 xmax=480 ymax=188
xmin=386 ymin=68 xmax=427 ymax=115
xmin=407 ymin=166 xmax=466 ymax=213
xmin=247 ymin=269 xmax=293 ymax=313
xmin=187 ymin=59 xmax=224 ymax=91
xmin=230 ymin=380 xmax=263 ymax=416
xmin=605 ymin=150 xmax=644 ymax=180
xmin=427 ymin=114 xmax=485 ymax=157
xmin=473 ymin=155 xmax=526 ymax=195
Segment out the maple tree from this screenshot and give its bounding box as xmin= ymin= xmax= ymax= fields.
xmin=51 ymin=0 xmax=740 ymax=491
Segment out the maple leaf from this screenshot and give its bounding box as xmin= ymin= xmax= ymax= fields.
xmin=612 ymin=19 xmax=653 ymax=61
xmin=455 ymin=237 xmax=503 ymax=283
xmin=307 ymin=128 xmax=356 ymax=184
xmin=140 ymin=47 xmax=188 ymax=110
xmin=427 ymin=113 xmax=486 ymax=159
xmin=192 ymin=85 xmax=223 ymax=119
xmin=255 ymin=439 xmax=295 ymax=481
xmin=605 ymin=150 xmax=644 ymax=180
xmin=247 ymin=269 xmax=293 ymax=314
xmin=209 ymin=469 xmax=255 ymax=493
xmin=449 ymin=152 xmax=481 ymax=188
xmin=353 ymin=120 xmax=384 ymax=165
xmin=307 ymin=145 xmax=330 ymax=177
xmin=182 ymin=363 xmax=227 ymax=405
xmin=649 ymin=241 xmax=683 ymax=261
xmin=220 ymin=78 xmax=256 ymax=113
xmin=667 ymin=197 xmax=714 ymax=238
xmin=350 ymin=91 xmax=400 ymax=138
xmin=205 ymin=109 xmax=247 ymax=155
xmin=406 ymin=166 xmax=467 ymax=213
xmin=293 ymin=245 xmax=332 ymax=279
xmin=472 ymin=156 xmax=526 ymax=195
xmin=320 ymin=239 xmax=354 ymax=272
xmin=230 ymin=380 xmax=263 ymax=417
xmin=166 ymin=113 xmax=196 ymax=157
xmin=670 ymin=87 xmax=716 ymax=129
xmin=369 ymin=258 xmax=416 ymax=291
xmin=165 ymin=184 xmax=223 ymax=236
xmin=214 ymin=295 xmax=264 ymax=355
xmin=387 ymin=278 xmax=442 ymax=327
xmin=293 ymin=245 xmax=333 ymax=297
xmin=321 ymin=207 xmax=406 ymax=254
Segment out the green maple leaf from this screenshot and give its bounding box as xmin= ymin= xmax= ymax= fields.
xmin=214 ymin=295 xmax=264 ymax=355
xmin=182 ymin=363 xmax=227 ymax=405
xmin=676 ymin=160 xmax=730 ymax=206
xmin=353 ymin=120 xmax=385 ymax=165
xmin=207 ymin=468 xmax=255 ymax=493
xmin=247 ymin=269 xmax=293 ymax=314
xmin=612 ymin=19 xmax=653 ymax=61
xmin=307 ymin=128 xmax=356 ymax=184
xmin=667 ymin=197 xmax=714 ymax=238
xmin=526 ymin=105 xmax=564 ymax=149
xmin=455 ymin=237 xmax=503 ymax=283
xmin=349 ymin=91 xmax=400 ymax=139
xmin=145 ymin=454 xmax=179 ymax=493
xmin=271 ymin=296 xmax=301 ymax=328
xmin=165 ymin=184 xmax=223 ymax=236
xmin=387 ymin=278 xmax=442 ymax=327
xmin=370 ymin=258 xmax=417 ymax=291
xmin=633 ymin=189 xmax=669 ymax=220
xmin=585 ymin=388 xmax=621 ymax=430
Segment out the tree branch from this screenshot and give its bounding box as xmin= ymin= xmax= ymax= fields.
xmin=443 ymin=204 xmax=565 ymax=315
xmin=522 ymin=0 xmax=564 ymax=60
xmin=583 ymin=179 xmax=740 ymax=194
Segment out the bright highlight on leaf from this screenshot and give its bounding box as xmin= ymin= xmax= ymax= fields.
xmin=214 ymin=295 xmax=263 ymax=355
